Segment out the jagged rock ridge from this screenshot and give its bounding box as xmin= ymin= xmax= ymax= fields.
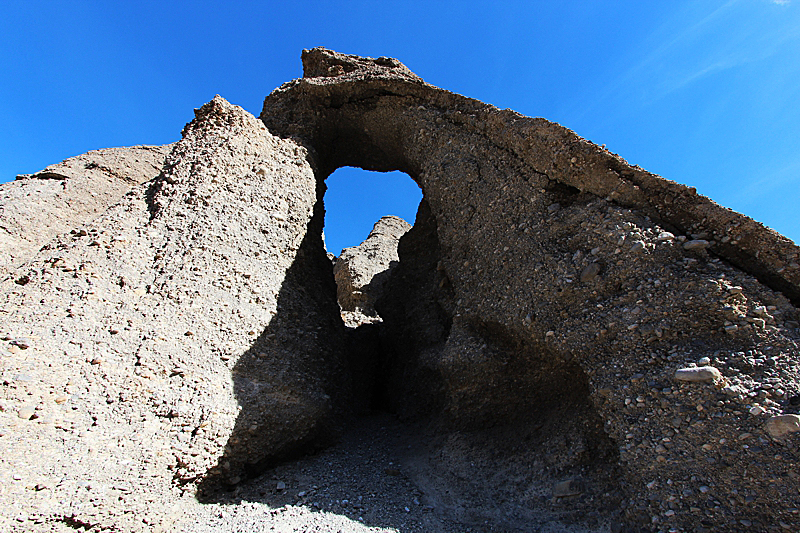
xmin=0 ymin=49 xmax=798 ymax=532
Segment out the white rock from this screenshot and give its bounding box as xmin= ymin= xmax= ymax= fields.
xmin=683 ymin=240 xmax=710 ymax=251
xmin=674 ymin=366 xmax=722 ymax=383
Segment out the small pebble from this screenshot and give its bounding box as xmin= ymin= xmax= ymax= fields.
xmin=683 ymin=240 xmax=710 ymax=251
xmin=18 ymin=406 xmax=36 ymax=420
xmin=580 ymin=263 xmax=601 ymax=282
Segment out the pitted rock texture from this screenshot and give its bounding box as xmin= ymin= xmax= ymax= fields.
xmin=0 ymin=96 xmax=347 ymax=531
xmin=0 ymin=47 xmax=799 ymax=533
xmin=0 ymin=144 xmax=172 ymax=281
xmin=261 ymin=48 xmax=800 ymax=531
xmin=334 ymin=214 xmax=410 ymax=316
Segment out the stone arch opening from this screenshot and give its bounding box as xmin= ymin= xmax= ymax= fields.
xmin=254 ymin=52 xmax=625 ymax=522
xmin=322 ymin=166 xmax=423 ymax=414
xmin=322 ymin=166 xmax=421 ymax=257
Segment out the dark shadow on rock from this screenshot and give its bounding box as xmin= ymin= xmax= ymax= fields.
xmin=194 ymin=175 xmax=622 ymax=530
xmin=196 ymin=176 xmax=353 ymax=499
xmin=375 ymin=198 xmax=453 ymax=419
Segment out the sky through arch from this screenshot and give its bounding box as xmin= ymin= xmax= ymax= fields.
xmin=323 ymin=167 xmax=422 ymax=257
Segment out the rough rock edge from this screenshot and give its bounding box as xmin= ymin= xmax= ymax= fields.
xmin=334 ymin=214 xmax=411 ymax=316
xmin=0 ymin=144 xmax=173 ymax=282
xmin=265 ymin=47 xmax=800 ymax=305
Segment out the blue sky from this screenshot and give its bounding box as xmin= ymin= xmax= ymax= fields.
xmin=2 ymin=1 xmax=798 ymax=254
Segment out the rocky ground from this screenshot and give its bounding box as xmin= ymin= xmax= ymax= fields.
xmin=183 ymin=413 xmax=605 ymax=533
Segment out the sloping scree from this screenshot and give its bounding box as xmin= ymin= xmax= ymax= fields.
xmin=0 ymin=144 xmax=172 ymax=281
xmin=0 ymin=47 xmax=798 ymax=533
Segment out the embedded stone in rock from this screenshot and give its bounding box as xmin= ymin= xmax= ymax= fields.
xmin=0 ymin=144 xmax=172 ymax=282
xmin=683 ymin=239 xmax=710 ymax=251
xmin=333 ymin=215 xmax=411 ymax=317
xmin=553 ymin=478 xmax=585 ymax=498
xmin=765 ymin=414 xmax=800 ymax=438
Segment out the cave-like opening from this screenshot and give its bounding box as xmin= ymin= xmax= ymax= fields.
xmin=322 ymin=166 xmax=423 ymax=415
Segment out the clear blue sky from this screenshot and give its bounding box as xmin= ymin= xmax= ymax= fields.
xmin=2 ymin=1 xmax=798 ymax=255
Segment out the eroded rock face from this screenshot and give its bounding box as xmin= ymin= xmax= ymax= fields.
xmin=0 ymin=144 xmax=172 ymax=281
xmin=0 ymin=96 xmax=347 ymax=531
xmin=262 ymin=48 xmax=800 ymax=530
xmin=333 ymin=214 xmax=410 ymax=317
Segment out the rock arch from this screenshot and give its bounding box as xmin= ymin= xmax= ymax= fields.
xmin=1 ymin=48 xmax=799 ymax=532
xmin=254 ymin=48 xmax=800 ymax=529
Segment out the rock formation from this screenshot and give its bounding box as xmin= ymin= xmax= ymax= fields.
xmin=333 ymin=214 xmax=410 ymax=318
xmin=0 ymin=97 xmax=348 ymax=531
xmin=0 ymin=145 xmax=171 ymax=281
xmin=1 ymin=48 xmax=799 ymax=532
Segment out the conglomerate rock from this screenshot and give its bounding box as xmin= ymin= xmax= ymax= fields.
xmin=0 ymin=48 xmax=799 ymax=533
xmin=0 ymin=96 xmax=348 ymax=531
xmin=261 ymin=48 xmax=800 ymax=531
xmin=0 ymin=144 xmax=172 ymax=281
xmin=333 ymin=214 xmax=410 ymax=316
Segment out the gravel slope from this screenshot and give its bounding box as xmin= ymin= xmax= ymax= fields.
xmin=181 ymin=413 xmax=604 ymax=533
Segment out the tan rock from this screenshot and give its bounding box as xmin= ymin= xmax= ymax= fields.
xmin=765 ymin=414 xmax=800 ymax=438
xmin=0 ymin=144 xmax=171 ymax=281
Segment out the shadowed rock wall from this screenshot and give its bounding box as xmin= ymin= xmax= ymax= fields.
xmin=261 ymin=48 xmax=800 ymax=530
